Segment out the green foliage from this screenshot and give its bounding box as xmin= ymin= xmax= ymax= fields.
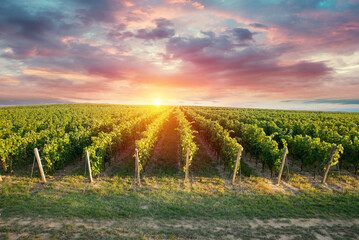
xmin=184 ymin=108 xmax=242 ymax=171
xmin=240 ymin=123 xmax=284 ymax=174
xmin=174 ymin=108 xmax=198 ymax=172
xmin=86 ymin=131 xmax=117 ymax=176
xmin=286 ymin=134 xmax=343 ymax=171
xmin=185 ymin=106 xmax=355 ymax=175
xmin=188 ymin=108 xmax=285 ymax=176
xmin=85 ymin=108 xmax=168 ymax=176
xmin=135 ymin=109 xmax=172 ymax=173
xmin=0 ymin=104 xmax=167 ymax=174
xmin=1 ymin=104 xmax=358 ymax=177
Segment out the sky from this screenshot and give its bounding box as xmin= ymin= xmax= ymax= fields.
xmin=0 ymin=0 xmax=359 ymax=111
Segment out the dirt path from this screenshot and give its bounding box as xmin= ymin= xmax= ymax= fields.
xmin=53 ymin=157 xmax=84 ymax=178
xmin=187 ymin=126 xmax=236 ymax=190
xmin=241 ymin=152 xmax=272 ymax=178
xmin=1 ymin=216 xmax=358 ymax=240
xmin=99 ymin=142 xmax=136 ymax=177
xmin=112 ymin=143 xmax=136 ymax=167
xmin=144 ymin=111 xmax=181 ymax=176
xmin=192 ymin=131 xmax=223 ymax=177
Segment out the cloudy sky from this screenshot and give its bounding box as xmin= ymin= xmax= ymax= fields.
xmin=1 ymin=0 xmax=359 ymax=111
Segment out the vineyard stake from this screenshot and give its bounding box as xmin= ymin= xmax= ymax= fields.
xmin=277 ymin=147 xmax=288 ymax=185
xmin=185 ymin=147 xmax=190 ymax=183
xmin=322 ymin=144 xmax=337 ymax=184
xmin=85 ymin=150 xmax=93 ymax=183
xmin=135 ymin=149 xmax=140 ymax=185
xmin=232 ymin=146 xmax=243 ymax=185
xmin=34 ymin=148 xmax=47 ymax=183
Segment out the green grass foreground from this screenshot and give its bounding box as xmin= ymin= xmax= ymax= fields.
xmin=1 ymin=175 xmax=358 ymax=220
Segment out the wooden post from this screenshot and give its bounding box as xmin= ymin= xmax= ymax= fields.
xmin=184 ymin=148 xmax=190 ymax=183
xmin=322 ymin=144 xmax=337 ymax=184
xmin=34 ymin=148 xmax=47 ymax=183
xmin=0 ymin=175 xmax=2 ymax=182
xmin=135 ymin=149 xmax=140 ymax=185
xmin=85 ymin=150 xmax=93 ymax=183
xmin=277 ymin=147 xmax=288 ymax=185
xmin=232 ymin=146 xmax=243 ymax=185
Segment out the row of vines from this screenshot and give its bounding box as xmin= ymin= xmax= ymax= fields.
xmin=1 ymin=104 xmax=358 ymax=178
xmin=186 ymin=106 xmax=354 ymax=177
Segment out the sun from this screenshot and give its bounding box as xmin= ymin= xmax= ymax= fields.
xmin=153 ymin=98 xmax=162 ymax=106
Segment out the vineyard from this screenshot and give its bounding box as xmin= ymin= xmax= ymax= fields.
xmin=1 ymin=104 xmax=359 ymax=184
xmin=1 ymin=104 xmax=359 ymax=239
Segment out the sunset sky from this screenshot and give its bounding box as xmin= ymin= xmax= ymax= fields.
xmin=1 ymin=0 xmax=359 ymax=111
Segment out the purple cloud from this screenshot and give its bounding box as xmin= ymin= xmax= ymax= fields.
xmin=164 ymin=32 xmax=332 ymax=92
xmin=73 ymin=0 xmax=126 ymax=24
xmin=249 ymin=23 xmax=268 ymax=29
xmin=231 ymin=28 xmax=255 ymax=42
xmin=135 ymin=18 xmax=175 ymax=40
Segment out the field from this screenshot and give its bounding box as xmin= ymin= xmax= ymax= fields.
xmin=1 ymin=104 xmax=359 ymax=239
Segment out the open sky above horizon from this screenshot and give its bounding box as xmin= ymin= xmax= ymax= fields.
xmin=1 ymin=0 xmax=359 ymax=111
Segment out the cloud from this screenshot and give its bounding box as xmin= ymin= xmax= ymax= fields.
xmin=135 ymin=28 xmax=175 ymax=40
xmin=73 ymin=0 xmax=126 ymax=24
xmin=161 ymin=30 xmax=334 ymax=98
xmin=0 ymin=0 xmax=79 ymax=59
xmin=0 ymin=0 xmax=358 ymax=110
xmin=135 ymin=18 xmax=175 ymax=40
xmin=303 ymin=99 xmax=359 ymax=105
xmin=280 ymin=98 xmax=359 ymax=111
xmin=164 ymin=0 xmax=204 ymax=9
xmin=165 ymin=33 xmax=331 ymax=77
xmin=153 ymin=18 xmax=173 ymax=28
xmin=0 ymin=96 xmax=72 ymax=106
xmin=231 ymin=28 xmax=255 ymax=41
xmin=0 ymin=1 xmax=61 ymax=41
xmin=249 ymin=23 xmax=268 ymax=29
xmin=282 ymin=0 xmax=324 ymax=13
xmin=0 ymin=76 xmax=19 ymax=86
xmin=199 ymin=0 xmax=359 ymax=52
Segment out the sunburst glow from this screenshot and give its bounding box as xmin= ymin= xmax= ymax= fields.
xmin=153 ymin=98 xmax=162 ymax=106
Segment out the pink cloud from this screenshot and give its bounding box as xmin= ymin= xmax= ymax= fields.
xmin=0 ymin=0 xmax=358 ymax=110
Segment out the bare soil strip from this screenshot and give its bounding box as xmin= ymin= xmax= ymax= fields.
xmin=98 ymin=142 xmax=137 ymax=177
xmin=144 ymin=111 xmax=181 ymax=176
xmin=192 ymin=131 xmax=223 ymax=177
xmin=112 ymin=143 xmax=136 ymax=167
xmin=189 ymin=128 xmax=236 ymax=190
xmin=53 ymin=158 xmax=85 ymax=177
xmin=1 ymin=216 xmax=358 ymax=240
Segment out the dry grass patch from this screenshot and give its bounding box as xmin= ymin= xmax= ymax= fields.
xmin=243 ymin=176 xmax=273 ymax=194
xmin=288 ymin=174 xmax=316 ymax=192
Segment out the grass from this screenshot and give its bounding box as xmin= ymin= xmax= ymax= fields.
xmin=1 ymin=169 xmax=359 ymax=239
xmin=1 ymin=175 xmax=359 ymax=220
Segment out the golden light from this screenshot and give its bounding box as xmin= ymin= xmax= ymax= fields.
xmin=153 ymin=98 xmax=162 ymax=106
